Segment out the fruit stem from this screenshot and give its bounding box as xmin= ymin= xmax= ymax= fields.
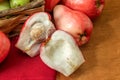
xmin=96 ymin=0 xmax=101 ymax=8
xmin=80 ymin=33 xmax=87 ymax=40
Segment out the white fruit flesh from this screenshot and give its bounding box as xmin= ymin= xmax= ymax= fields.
xmin=16 ymin=12 xmax=55 ymax=57
xmin=40 ymin=30 xmax=85 ymax=76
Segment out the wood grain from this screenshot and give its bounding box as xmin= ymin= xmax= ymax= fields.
xmin=56 ymin=0 xmax=120 ymax=80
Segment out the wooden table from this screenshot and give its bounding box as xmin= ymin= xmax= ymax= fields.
xmin=57 ymin=0 xmax=120 ymax=80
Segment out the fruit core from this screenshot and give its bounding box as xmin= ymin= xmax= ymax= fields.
xmin=30 ymin=22 xmax=45 ymax=40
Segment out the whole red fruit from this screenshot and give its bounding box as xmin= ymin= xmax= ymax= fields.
xmin=0 ymin=31 xmax=10 ymax=63
xmin=62 ymin=0 xmax=105 ymax=19
xmin=53 ymin=5 xmax=93 ymax=46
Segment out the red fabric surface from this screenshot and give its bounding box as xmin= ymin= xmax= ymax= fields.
xmin=0 ymin=37 xmax=56 ymax=80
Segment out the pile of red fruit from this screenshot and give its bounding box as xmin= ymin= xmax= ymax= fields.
xmin=0 ymin=0 xmax=105 ymax=77
xmin=45 ymin=0 xmax=105 ymax=46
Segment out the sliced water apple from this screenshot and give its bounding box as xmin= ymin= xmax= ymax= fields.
xmin=16 ymin=12 xmax=56 ymax=57
xmin=40 ymin=30 xmax=85 ymax=76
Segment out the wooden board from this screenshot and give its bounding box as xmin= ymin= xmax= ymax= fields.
xmin=57 ymin=0 xmax=120 ymax=80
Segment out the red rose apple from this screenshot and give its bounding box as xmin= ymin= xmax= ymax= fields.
xmin=0 ymin=31 xmax=10 ymax=63
xmin=53 ymin=5 xmax=93 ymax=46
xmin=62 ymin=0 xmax=105 ymax=19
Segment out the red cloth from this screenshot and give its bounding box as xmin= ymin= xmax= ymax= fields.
xmin=0 ymin=37 xmax=56 ymax=80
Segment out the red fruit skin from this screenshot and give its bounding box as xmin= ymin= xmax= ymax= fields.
xmin=54 ymin=5 xmax=93 ymax=46
xmin=0 ymin=31 xmax=10 ymax=63
xmin=62 ymin=0 xmax=105 ymax=19
xmin=45 ymin=0 xmax=60 ymax=12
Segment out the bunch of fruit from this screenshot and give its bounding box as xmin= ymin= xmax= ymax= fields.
xmin=0 ymin=0 xmax=30 ymax=11
xmin=0 ymin=0 xmax=105 ymax=77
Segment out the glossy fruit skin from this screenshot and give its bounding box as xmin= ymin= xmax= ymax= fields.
xmin=45 ymin=0 xmax=60 ymax=12
xmin=54 ymin=5 xmax=93 ymax=46
xmin=62 ymin=0 xmax=105 ymax=19
xmin=0 ymin=31 xmax=10 ymax=63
